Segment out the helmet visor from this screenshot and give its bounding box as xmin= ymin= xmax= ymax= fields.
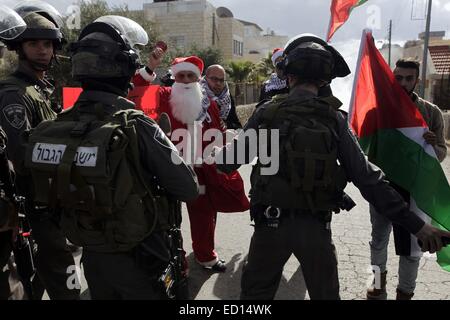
xmin=95 ymin=15 xmax=149 ymax=49
xmin=0 ymin=5 xmax=26 ymax=40
xmin=14 ymin=0 xmax=64 ymax=28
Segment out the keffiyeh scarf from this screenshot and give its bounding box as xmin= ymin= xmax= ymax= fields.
xmin=264 ymin=73 xmax=287 ymax=93
xmin=200 ymin=78 xmax=232 ymax=120
xmin=196 ymin=85 xmax=212 ymax=123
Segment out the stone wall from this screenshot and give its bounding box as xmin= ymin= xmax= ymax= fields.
xmin=443 ymin=111 xmax=450 ymax=140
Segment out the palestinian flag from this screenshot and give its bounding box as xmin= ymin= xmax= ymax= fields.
xmin=327 ymin=0 xmax=368 ymax=42
xmin=349 ymin=29 xmax=450 ymax=271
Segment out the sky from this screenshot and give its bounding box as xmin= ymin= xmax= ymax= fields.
xmin=209 ymin=0 xmax=450 ymax=41
xmin=5 ymin=0 xmax=449 ymax=41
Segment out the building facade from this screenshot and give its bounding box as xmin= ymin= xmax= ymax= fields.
xmin=143 ymin=0 xmax=287 ymax=64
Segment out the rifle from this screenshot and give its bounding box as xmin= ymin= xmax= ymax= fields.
xmin=0 ymin=129 xmax=15 ymax=223
xmin=12 ymin=198 xmax=39 ymax=299
xmin=160 ymin=196 xmax=188 ymax=300
xmin=0 ymin=128 xmax=39 ymax=299
xmin=153 ymin=115 xmax=189 ymax=300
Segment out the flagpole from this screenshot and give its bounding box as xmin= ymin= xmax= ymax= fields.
xmin=348 ymin=29 xmax=370 ymax=124
xmin=388 ymin=20 xmax=392 ymax=68
xmin=420 ymin=0 xmax=433 ymax=98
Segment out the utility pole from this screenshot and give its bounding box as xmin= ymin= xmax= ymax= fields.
xmin=420 ymin=0 xmax=432 ymax=98
xmin=212 ymin=13 xmax=216 ymax=46
xmin=388 ymin=20 xmax=392 ymax=68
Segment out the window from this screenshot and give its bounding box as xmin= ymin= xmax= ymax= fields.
xmin=169 ymin=35 xmax=186 ymax=50
xmin=233 ymin=39 xmax=244 ymax=56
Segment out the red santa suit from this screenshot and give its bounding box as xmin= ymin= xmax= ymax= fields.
xmin=136 ymin=56 xmax=249 ymax=267
xmin=133 ymin=66 xmax=157 ymax=87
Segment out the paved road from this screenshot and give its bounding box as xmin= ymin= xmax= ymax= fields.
xmin=71 ymin=147 xmax=450 ymax=300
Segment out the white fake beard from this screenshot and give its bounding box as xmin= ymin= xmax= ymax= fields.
xmin=170 ymin=82 xmax=204 ymax=125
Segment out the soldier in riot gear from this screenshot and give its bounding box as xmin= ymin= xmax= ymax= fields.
xmin=0 ymin=125 xmax=19 ymax=300
xmin=0 ymin=1 xmax=79 ymax=300
xmin=24 ymin=15 xmax=198 ymax=300
xmin=0 ymin=4 xmax=29 ymax=300
xmin=215 ymin=33 xmax=450 ymax=300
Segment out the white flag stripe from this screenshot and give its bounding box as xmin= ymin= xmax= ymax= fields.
xmin=396 ymin=127 xmax=437 ymax=160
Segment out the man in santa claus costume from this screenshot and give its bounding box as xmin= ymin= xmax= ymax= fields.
xmin=156 ymin=56 xmax=249 ymax=272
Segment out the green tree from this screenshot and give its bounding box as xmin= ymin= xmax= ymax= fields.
xmin=0 ymin=48 xmax=17 ymax=80
xmin=190 ymin=45 xmax=223 ymax=71
xmin=225 ymin=60 xmax=255 ymax=83
xmin=248 ymin=52 xmax=274 ymax=84
xmin=225 ymin=60 xmax=255 ymax=102
xmin=257 ymin=51 xmax=275 ymax=78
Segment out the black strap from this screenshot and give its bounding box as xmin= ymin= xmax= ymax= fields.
xmin=115 ymin=111 xmax=159 ymax=234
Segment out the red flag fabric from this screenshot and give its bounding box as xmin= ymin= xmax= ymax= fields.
xmin=62 ymin=87 xmax=82 ymax=110
xmin=127 ymin=85 xmax=160 ymax=119
xmin=327 ymin=0 xmax=368 ymax=42
xmin=62 ymin=85 xmax=160 ymax=120
xmin=349 ymin=30 xmax=427 ymax=138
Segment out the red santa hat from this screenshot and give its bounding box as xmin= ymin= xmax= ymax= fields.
xmin=170 ymin=56 xmax=204 ymax=78
xmin=271 ymin=48 xmax=284 ymax=66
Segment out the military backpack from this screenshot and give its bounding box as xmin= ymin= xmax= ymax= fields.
xmin=251 ymin=94 xmax=348 ymax=213
xmin=25 ymin=102 xmax=168 ymax=252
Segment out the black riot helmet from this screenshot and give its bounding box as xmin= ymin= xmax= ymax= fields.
xmin=277 ymin=33 xmax=351 ymax=85
xmin=70 ymin=15 xmax=149 ymax=81
xmin=6 ymin=0 xmax=65 ymax=50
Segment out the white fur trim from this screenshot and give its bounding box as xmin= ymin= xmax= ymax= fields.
xmin=138 ymin=67 xmax=156 ymax=82
xmin=171 ymin=62 xmax=200 ymax=77
xmin=271 ymin=50 xmax=284 ymax=66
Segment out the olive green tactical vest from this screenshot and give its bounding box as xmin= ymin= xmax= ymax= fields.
xmin=251 ymin=94 xmax=347 ymax=213
xmin=24 ymin=103 xmax=169 ymax=253
xmin=0 ymin=75 xmax=56 ymax=126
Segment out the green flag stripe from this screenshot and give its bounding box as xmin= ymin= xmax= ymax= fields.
xmin=356 ymin=0 xmax=369 ymax=6
xmin=347 ymin=1 xmax=369 ymax=19
xmin=351 ymin=0 xmax=369 ymax=11
xmin=433 ymin=221 xmax=450 ymax=271
xmin=359 ymin=129 xmax=450 ymax=230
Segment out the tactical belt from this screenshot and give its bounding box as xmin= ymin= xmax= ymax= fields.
xmin=260 ymin=205 xmax=330 ymax=220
